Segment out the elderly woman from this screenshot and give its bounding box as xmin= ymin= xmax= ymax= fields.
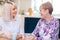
xmin=32 ymin=2 xmax=59 ymax=40
xmin=0 ymin=2 xmax=24 ymax=40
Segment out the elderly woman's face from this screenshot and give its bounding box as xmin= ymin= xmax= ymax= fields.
xmin=40 ymin=7 xmax=49 ymax=19
xmin=10 ymin=4 xmax=17 ymax=17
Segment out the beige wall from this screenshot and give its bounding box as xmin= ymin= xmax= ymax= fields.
xmin=0 ymin=5 xmax=4 ymax=17
xmin=20 ymin=0 xmax=31 ymax=11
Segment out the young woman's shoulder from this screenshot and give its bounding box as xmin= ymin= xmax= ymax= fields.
xmin=0 ymin=17 xmax=4 ymax=25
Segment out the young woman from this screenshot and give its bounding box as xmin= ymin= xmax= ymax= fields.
xmin=0 ymin=2 xmax=24 ymax=40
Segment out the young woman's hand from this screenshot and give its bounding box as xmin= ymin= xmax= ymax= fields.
xmin=0 ymin=30 xmax=12 ymax=39
xmin=16 ymin=34 xmax=23 ymax=40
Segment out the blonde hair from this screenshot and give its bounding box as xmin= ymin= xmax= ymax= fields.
xmin=3 ymin=3 xmax=11 ymax=21
xmin=40 ymin=2 xmax=53 ymax=14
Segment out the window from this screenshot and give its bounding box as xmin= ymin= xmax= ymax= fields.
xmin=31 ymin=0 xmax=60 ymax=18
xmin=31 ymin=0 xmax=42 ymax=13
xmin=31 ymin=0 xmax=52 ymax=13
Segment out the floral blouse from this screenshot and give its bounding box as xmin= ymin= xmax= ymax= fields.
xmin=32 ymin=17 xmax=59 ymax=40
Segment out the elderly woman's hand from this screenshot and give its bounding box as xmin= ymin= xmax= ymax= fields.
xmin=24 ymin=34 xmax=37 ymax=40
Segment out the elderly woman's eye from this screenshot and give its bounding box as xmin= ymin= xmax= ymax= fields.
xmin=13 ymin=8 xmax=15 ymax=10
xmin=40 ymin=10 xmax=41 ymax=12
